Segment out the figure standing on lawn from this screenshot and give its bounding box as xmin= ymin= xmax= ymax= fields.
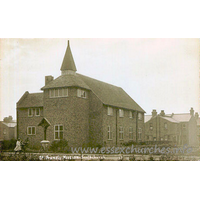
xmin=14 ymin=138 xmax=22 ymax=154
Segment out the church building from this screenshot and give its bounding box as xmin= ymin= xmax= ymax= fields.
xmin=17 ymin=41 xmax=145 ymax=148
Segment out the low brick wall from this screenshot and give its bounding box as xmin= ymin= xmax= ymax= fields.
xmin=1 ymin=152 xmax=200 ymax=161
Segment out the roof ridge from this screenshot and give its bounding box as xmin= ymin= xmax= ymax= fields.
xmin=77 ymin=73 xmax=121 ymax=88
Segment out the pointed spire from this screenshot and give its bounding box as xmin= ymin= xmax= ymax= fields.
xmin=60 ymin=40 xmax=77 ymax=74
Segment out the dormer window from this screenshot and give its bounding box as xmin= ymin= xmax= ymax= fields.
xmin=49 ymin=88 xmax=68 ymax=98
xmin=77 ymin=89 xmax=87 ymax=98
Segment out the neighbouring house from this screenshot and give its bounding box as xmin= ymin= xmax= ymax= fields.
xmin=0 ymin=116 xmax=17 ymax=141
xmin=17 ymin=41 xmax=145 ymax=148
xmin=144 ymin=108 xmax=199 ymax=147
xmin=196 ymin=113 xmax=200 ymax=145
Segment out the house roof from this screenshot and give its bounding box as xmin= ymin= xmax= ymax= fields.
xmin=77 ymin=74 xmax=145 ymax=112
xmin=17 ymin=92 xmax=43 ymax=108
xmin=60 ymin=40 xmax=77 ymax=72
xmin=160 ymin=116 xmax=179 ymax=123
xmin=41 ymin=74 xmax=90 ymax=90
xmin=144 ymin=115 xmax=152 ymax=123
xmin=2 ymin=122 xmax=16 ymax=127
xmin=171 ymin=114 xmax=191 ymax=122
xmin=145 ymin=113 xmax=193 ymax=124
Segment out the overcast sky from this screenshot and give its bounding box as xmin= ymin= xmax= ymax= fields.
xmin=0 ymin=38 xmax=199 ymax=120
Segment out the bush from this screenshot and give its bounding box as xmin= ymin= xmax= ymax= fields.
xmin=49 ymin=139 xmax=68 ymax=152
xmin=2 ymin=139 xmax=17 ymax=151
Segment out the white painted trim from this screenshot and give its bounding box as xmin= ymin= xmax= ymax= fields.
xmin=54 ymin=124 xmax=64 ymax=140
xmin=27 ymin=126 xmax=36 ymax=135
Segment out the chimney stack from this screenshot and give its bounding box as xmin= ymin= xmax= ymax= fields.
xmin=45 ymin=76 xmax=54 ymax=86
xmin=195 ymin=112 xmax=199 ymax=120
xmin=190 ymin=107 xmax=194 ymax=116
xmin=160 ymin=110 xmax=165 ymax=117
xmin=152 ymin=109 xmax=157 ymax=117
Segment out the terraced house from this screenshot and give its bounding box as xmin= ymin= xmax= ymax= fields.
xmin=17 ymin=41 xmax=145 ymax=148
xmin=145 ymin=108 xmax=199 ymax=147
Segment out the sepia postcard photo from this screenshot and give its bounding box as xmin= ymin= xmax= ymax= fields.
xmin=0 ymin=38 xmax=199 ymax=161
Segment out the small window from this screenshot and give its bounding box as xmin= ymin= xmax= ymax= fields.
xmin=146 ymin=135 xmax=149 ymax=140
xmin=182 ymin=123 xmax=186 ymax=129
xmin=28 ymin=108 xmax=33 ymax=117
xmin=54 ymin=125 xmax=64 ymax=140
xmin=164 ymin=123 xmax=168 ymax=130
xmin=27 ymin=126 xmax=36 ymax=135
xmin=138 ymin=113 xmax=143 ymax=120
xmin=77 ymin=89 xmax=87 ymax=98
xmin=160 ymin=137 xmax=163 ymax=141
xmin=153 ymin=137 xmax=156 ymax=141
xmin=107 ymin=107 xmax=113 ymax=116
xmin=129 ymin=127 xmax=133 ymax=140
xmin=119 ymin=109 xmax=124 ymax=118
xmin=107 ymin=126 xmax=112 ymax=140
xmin=35 ymin=108 xmax=40 ymax=116
xmin=63 ymin=88 xmax=68 ymax=97
xmin=138 ymin=128 xmax=142 ymax=140
xmin=119 ymin=126 xmax=124 ymax=140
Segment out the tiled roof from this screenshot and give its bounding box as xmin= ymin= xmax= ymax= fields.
xmin=41 ymin=74 xmax=90 ymax=90
xmin=78 ymin=74 xmax=145 ymax=112
xmin=17 ymin=92 xmax=43 ymax=108
xmin=161 ymin=116 xmax=179 ymax=123
xmin=41 ymin=73 xmax=145 ymax=112
xmin=145 ymin=113 xmax=193 ymax=123
xmin=171 ymin=114 xmax=191 ymax=122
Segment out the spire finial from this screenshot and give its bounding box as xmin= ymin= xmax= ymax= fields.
xmin=60 ymin=40 xmax=77 ymax=75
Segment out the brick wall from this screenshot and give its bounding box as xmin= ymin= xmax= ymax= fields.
xmin=43 ymin=87 xmax=90 ymax=147
xmin=102 ymin=107 xmax=144 ymax=147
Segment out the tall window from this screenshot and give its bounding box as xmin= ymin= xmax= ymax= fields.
xmin=27 ymin=126 xmax=36 ymax=135
xmin=164 ymin=123 xmax=168 ymax=130
xmin=164 ymin=135 xmax=168 ymax=141
xmin=138 ymin=128 xmax=142 ymax=140
xmin=149 ymin=123 xmax=153 ymax=130
xmin=3 ymin=129 xmax=6 ymax=135
xmin=119 ymin=126 xmax=124 ymax=140
xmin=138 ymin=113 xmax=143 ymax=120
xmin=129 ymin=111 xmax=133 ymax=118
xmin=129 ymin=127 xmax=133 ymax=140
xmin=28 ymin=108 xmax=33 ymax=117
xmin=77 ymin=89 xmax=87 ymax=98
xmin=119 ymin=109 xmax=124 ymax=117
xmin=50 ymin=88 xmax=68 ymax=98
xmin=107 ymin=126 xmax=112 ymax=140
xmin=35 ymin=108 xmax=40 ymax=116
xmin=54 ymin=125 xmax=63 ymax=140
xmin=107 ymin=107 xmax=113 ymax=116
